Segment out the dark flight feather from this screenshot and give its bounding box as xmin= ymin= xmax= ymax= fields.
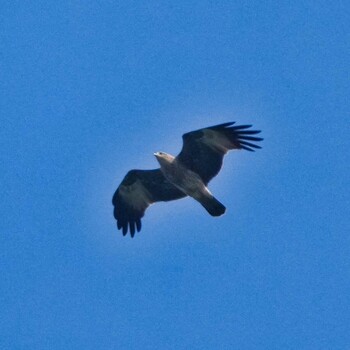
xmin=112 ymin=169 xmax=186 ymax=237
xmin=177 ymin=122 xmax=263 ymax=184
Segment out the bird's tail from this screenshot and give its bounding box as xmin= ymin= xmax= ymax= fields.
xmin=199 ymin=195 xmax=226 ymax=217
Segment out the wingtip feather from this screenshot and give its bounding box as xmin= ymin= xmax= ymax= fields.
xmin=239 ymin=140 xmax=262 ymax=149
xmin=136 ymin=219 xmax=142 ymax=232
xmin=211 ymin=121 xmax=236 ymax=129
xmin=231 ymin=124 xmax=253 ymax=130
xmin=241 ymin=146 xmax=255 ymax=152
xmin=122 ymin=225 xmax=128 ymax=236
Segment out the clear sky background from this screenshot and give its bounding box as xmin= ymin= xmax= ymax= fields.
xmin=1 ymin=1 xmax=349 ymax=349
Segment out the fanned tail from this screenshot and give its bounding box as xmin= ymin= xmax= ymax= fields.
xmin=199 ymin=195 xmax=226 ymax=216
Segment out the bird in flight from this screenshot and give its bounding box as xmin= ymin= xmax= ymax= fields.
xmin=112 ymin=121 xmax=263 ymax=237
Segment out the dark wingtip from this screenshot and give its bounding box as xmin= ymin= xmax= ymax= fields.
xmin=241 ymin=146 xmax=255 ymax=152
xmin=226 ymin=123 xmax=263 ymax=151
xmin=237 ymin=130 xmax=261 ymax=135
xmin=238 ymin=136 xmax=264 ymax=142
xmin=211 ymin=121 xmax=236 ymax=129
xmin=239 ymin=140 xmax=262 ymax=149
xmin=122 ymin=225 xmax=128 ymax=236
xmin=116 ymin=219 xmax=142 ymax=237
xmin=136 ymin=219 xmax=142 ymax=232
xmin=231 ymin=124 xmax=252 ymax=130
xmin=129 ymin=221 xmax=135 ymax=237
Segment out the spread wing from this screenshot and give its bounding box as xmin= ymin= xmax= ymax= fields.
xmin=177 ymin=122 xmax=263 ymax=184
xmin=112 ymin=169 xmax=186 ymax=237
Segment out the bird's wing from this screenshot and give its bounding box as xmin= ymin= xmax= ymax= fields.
xmin=112 ymin=169 xmax=186 ymax=237
xmin=177 ymin=122 xmax=263 ymax=184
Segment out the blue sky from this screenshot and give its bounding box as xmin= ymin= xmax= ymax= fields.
xmin=1 ymin=1 xmax=349 ymax=349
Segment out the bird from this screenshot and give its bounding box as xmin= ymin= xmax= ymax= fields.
xmin=112 ymin=121 xmax=263 ymax=237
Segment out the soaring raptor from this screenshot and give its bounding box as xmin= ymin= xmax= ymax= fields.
xmin=112 ymin=122 xmax=263 ymax=237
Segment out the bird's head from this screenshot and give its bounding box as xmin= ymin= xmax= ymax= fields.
xmin=153 ymin=152 xmax=174 ymax=165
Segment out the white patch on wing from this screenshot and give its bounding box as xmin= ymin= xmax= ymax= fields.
xmin=201 ymin=129 xmax=232 ymax=153
xmin=119 ymin=179 xmax=153 ymax=210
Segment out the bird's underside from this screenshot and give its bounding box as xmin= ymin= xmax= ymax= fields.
xmin=112 ymin=121 xmax=263 ymax=237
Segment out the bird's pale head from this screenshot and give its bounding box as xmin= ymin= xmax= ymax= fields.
xmin=153 ymin=152 xmax=174 ymax=165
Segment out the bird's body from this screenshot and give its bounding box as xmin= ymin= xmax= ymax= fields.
xmin=154 ymin=151 xmax=226 ymax=216
xmin=112 ymin=121 xmax=263 ymax=237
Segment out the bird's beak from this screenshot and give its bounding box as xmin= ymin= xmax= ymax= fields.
xmin=153 ymin=152 xmax=158 ymax=157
